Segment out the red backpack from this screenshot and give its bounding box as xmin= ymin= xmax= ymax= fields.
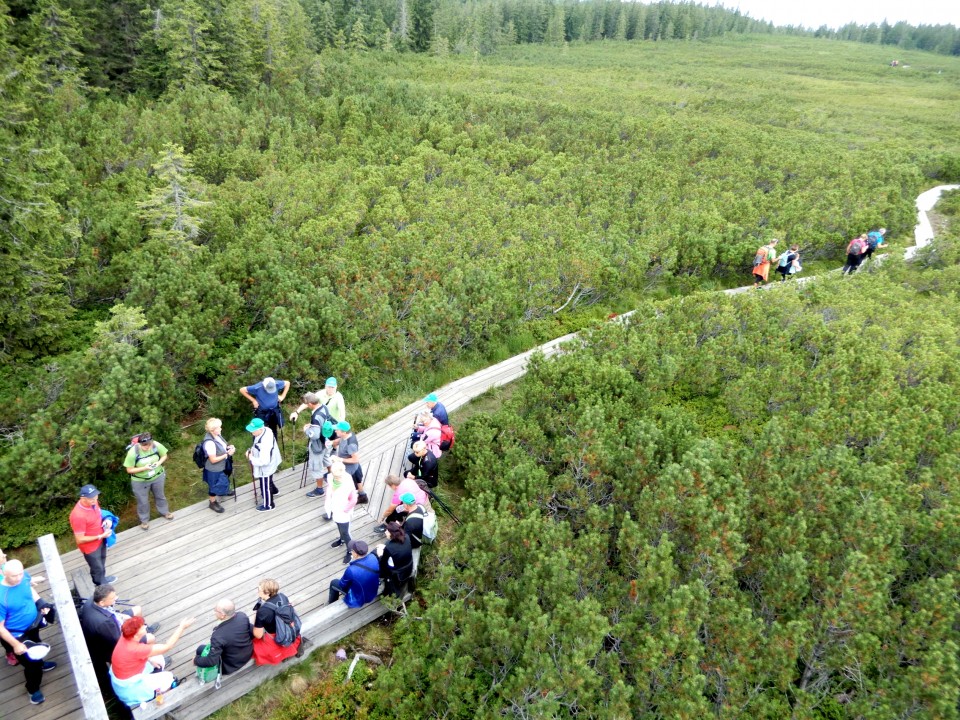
xmin=439 ymin=424 xmax=456 ymax=452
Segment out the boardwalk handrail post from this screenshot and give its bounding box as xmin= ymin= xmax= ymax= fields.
xmin=36 ymin=533 xmax=109 ymax=720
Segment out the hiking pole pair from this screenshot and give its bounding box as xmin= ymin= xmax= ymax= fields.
xmin=426 ymin=489 xmax=460 ymax=524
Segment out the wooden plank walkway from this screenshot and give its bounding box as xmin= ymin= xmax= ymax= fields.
xmin=1 ymin=332 xmax=580 ymax=720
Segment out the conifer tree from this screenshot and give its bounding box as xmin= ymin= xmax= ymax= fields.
xmin=137 ymin=143 xmax=209 ymax=245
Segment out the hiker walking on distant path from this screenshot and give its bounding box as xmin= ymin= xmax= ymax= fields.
xmin=776 ymin=244 xmax=801 ymax=281
xmin=246 ymin=418 xmax=281 ymax=512
xmin=70 ymin=484 xmax=117 ymax=585
xmin=290 ymin=377 xmax=345 ymax=424
xmin=842 ymin=234 xmax=868 ymax=275
xmin=334 ymin=421 xmax=368 ymax=504
xmin=864 ymin=228 xmax=886 ymax=261
xmin=124 ymin=432 xmax=173 ymax=530
xmin=203 ymin=418 xmax=236 ymax=514
xmin=752 ymin=239 xmax=778 ymax=288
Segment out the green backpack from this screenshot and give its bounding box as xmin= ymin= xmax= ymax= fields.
xmin=196 ymin=644 xmax=221 ymax=688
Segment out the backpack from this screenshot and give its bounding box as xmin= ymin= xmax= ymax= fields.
xmin=266 ymin=596 xmax=301 ymax=647
xmin=421 ymin=509 xmax=438 ymax=542
xmin=752 ymin=247 xmax=767 ymax=267
xmin=195 ymin=644 xmax=221 ymax=688
xmin=867 ymin=231 xmax=882 ymax=249
xmin=192 ymin=443 xmax=207 ymax=469
xmin=777 ymin=251 xmax=790 ymax=268
xmin=438 ymin=424 xmax=456 ymax=452
xmin=849 ymin=238 xmax=865 ymax=255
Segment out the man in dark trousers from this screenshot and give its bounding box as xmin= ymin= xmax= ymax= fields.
xmin=194 ymin=598 xmax=253 ymax=676
xmin=79 ymin=584 xmax=159 ymax=693
xmin=327 ymin=541 xmax=380 ymax=607
xmin=407 ymin=441 xmax=439 ymax=488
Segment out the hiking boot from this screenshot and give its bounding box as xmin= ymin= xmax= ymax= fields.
xmin=305 ymin=488 xmax=325 ymax=498
xmin=342 ymin=552 xmax=351 ymax=564
xmin=146 ymin=622 xmax=161 ymax=634
xmin=209 ymin=500 xmax=224 ymax=514
xmin=356 ymin=492 xmax=369 ymax=505
xmin=330 ymin=539 xmax=344 ymax=548
xmin=29 ymin=690 xmax=45 ymax=704
xmin=42 ymin=661 xmax=57 ymax=672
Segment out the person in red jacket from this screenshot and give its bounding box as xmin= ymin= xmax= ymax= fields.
xmin=69 ymin=485 xmax=116 ymax=586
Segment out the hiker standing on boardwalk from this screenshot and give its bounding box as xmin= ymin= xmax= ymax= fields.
xmin=752 ymin=239 xmax=778 ymax=288
xmin=70 ymin=484 xmax=117 ymax=585
xmin=289 ymin=377 xmax=345 ymax=424
xmin=124 ymin=433 xmax=173 ymax=530
xmin=334 ymin=421 xmax=368 ymax=504
xmin=246 ymin=418 xmax=281 ymax=512
xmin=203 ymin=418 xmax=236 ymax=513
xmin=300 ymin=393 xmax=336 ymax=499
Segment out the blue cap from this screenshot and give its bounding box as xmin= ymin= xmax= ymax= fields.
xmin=245 ymin=418 xmax=265 ymax=432
xmin=79 ymin=484 xmax=100 ymax=498
xmin=335 ymin=421 xmax=350 ymax=432
xmin=321 ymin=420 xmax=335 ymax=438
xmin=325 ymin=377 xmax=337 ymax=387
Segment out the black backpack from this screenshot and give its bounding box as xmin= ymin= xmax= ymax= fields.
xmin=266 ymin=596 xmax=302 ymax=647
xmin=192 ymin=443 xmax=206 ymax=469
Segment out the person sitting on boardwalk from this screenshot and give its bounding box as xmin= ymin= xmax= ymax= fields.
xmin=110 ymin=615 xmax=194 ymax=707
xmin=303 ymin=396 xmax=336 ymax=499
xmin=407 ymin=440 xmax=440 ymax=488
xmin=423 ymin=393 xmax=449 ymax=425
xmin=751 ymin=239 xmax=778 ymax=289
xmin=251 ymin=579 xmax=302 ymax=665
xmin=334 ymin=421 xmax=367 ymax=504
xmin=376 ymin=522 xmax=414 ymax=598
xmin=246 ymin=418 xmax=281 ymax=512
xmin=400 ymin=494 xmax=428 ymax=549
xmin=325 ymin=460 xmax=358 ymax=563
xmin=374 ymin=474 xmax=430 ymax=532
xmin=327 ymin=541 xmax=380 ymax=607
xmin=123 ymin=433 xmax=173 ymax=530
xmin=79 ymin=584 xmax=159 ymax=691
xmin=193 ymin=599 xmax=253 ymax=676
xmin=0 ymin=560 xmax=57 ymax=705
xmin=842 ymin=234 xmax=868 ymax=274
xmin=203 ymin=418 xmax=236 ymax=514
xmin=412 ymin=411 xmax=443 ymax=459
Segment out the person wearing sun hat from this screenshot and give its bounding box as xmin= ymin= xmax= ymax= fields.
xmin=246 ymin=418 xmax=281 ymax=512
xmin=334 ymin=420 xmax=367 ymax=504
xmin=289 ymin=376 xmax=345 ymax=424
xmin=423 ymin=393 xmax=448 ymax=425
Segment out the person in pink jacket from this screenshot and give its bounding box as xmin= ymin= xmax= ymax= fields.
xmin=324 ymin=460 xmax=358 ymax=564
xmin=413 ymin=411 xmax=443 ymax=459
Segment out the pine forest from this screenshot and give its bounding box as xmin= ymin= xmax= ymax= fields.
xmin=1 ymin=0 xmax=960 ymax=717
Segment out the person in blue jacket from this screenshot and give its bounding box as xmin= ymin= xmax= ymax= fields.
xmin=327 ymin=541 xmax=380 ymax=607
xmin=423 ymin=393 xmax=449 ymax=425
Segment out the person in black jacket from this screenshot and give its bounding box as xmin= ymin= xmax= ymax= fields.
xmin=376 ymin=522 xmax=414 ymax=597
xmin=194 ymin=599 xmax=253 ymax=675
xmin=406 ymin=441 xmax=439 ymax=488
xmin=79 ymin=585 xmax=159 ymax=691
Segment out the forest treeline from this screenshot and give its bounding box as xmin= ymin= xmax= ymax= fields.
xmin=360 ymin=200 xmax=960 ymax=719
xmin=1 ymin=0 xmax=959 ymax=546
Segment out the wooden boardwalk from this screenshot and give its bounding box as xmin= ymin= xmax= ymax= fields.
xmin=1 ymin=331 xmax=579 ymax=720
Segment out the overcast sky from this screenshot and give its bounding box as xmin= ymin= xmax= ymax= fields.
xmin=721 ymin=1 xmax=959 ymax=30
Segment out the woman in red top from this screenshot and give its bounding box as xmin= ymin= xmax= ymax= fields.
xmin=110 ymin=615 xmax=194 ymax=706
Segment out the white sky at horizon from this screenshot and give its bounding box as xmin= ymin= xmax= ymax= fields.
xmin=718 ymin=1 xmax=959 ymax=31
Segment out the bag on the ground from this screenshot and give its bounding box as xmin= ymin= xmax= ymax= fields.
xmin=196 ymin=644 xmax=221 ymax=686
xmin=192 ymin=442 xmax=207 ymax=469
xmin=268 ymin=597 xmax=302 ymax=647
xmin=438 ymin=424 xmax=456 ymax=452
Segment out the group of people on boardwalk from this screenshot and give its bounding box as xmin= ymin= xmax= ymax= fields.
xmin=751 ymin=227 xmax=886 ymax=288
xmin=2 ymin=377 xmax=448 ymax=710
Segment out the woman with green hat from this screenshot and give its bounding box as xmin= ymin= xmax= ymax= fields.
xmin=245 ymin=418 xmax=281 ymax=511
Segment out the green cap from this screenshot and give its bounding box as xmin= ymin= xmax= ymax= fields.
xmin=321 ymin=420 xmax=335 ymax=438
xmin=245 ymin=418 xmax=264 ymax=432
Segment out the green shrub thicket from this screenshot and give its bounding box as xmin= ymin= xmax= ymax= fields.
xmin=2 ymin=21 xmax=960 ymax=543
xmin=375 ymin=253 xmax=960 ymax=718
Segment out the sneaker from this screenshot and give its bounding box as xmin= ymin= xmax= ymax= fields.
xmin=270 ymin=482 xmax=280 ymax=496
xmin=330 ymin=539 xmax=344 ymax=548
xmin=140 ymin=522 xmax=149 ymax=530
xmin=164 ymin=513 xmax=175 ymax=520
xmin=102 ymin=575 xmax=118 ymax=584
xmin=42 ymin=661 xmax=57 ymax=672
xmin=7 ymin=651 xmax=16 ymax=666
xmin=209 ymin=500 xmax=224 ymax=513
xmin=342 ymin=553 xmax=351 ymax=564
xmin=146 ymin=622 xmax=161 ymax=634
xmin=256 ymin=505 xmax=274 ymax=512
xmin=373 ymin=523 xmax=386 ymax=533
xmin=29 ymin=690 xmax=45 ymax=705
xmin=305 ymin=488 xmax=325 ymax=498
xmin=356 ymin=492 xmax=369 ymax=505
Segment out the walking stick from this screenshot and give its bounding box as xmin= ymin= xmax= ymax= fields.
xmin=249 ymin=460 xmax=259 ymax=508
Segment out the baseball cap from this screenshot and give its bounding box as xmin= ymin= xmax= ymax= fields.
xmin=262 ymin=377 xmax=277 ymax=393
xmin=335 ymin=421 xmax=350 ymax=432
xmin=400 ymin=492 xmax=416 ymax=505
xmin=325 ymin=377 xmax=337 ymax=387
xmin=245 ymin=418 xmax=265 ymax=432
xmin=347 ymin=539 xmax=368 ymax=555
xmin=424 ymin=393 xmax=438 ymax=403
xmin=79 ymin=484 xmax=100 ymax=498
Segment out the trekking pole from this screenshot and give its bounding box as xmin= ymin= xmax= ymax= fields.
xmin=427 ymin=489 xmax=460 ymax=524
xmin=249 ymin=461 xmax=259 ymax=508
xmin=299 ymin=455 xmax=309 ymax=489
